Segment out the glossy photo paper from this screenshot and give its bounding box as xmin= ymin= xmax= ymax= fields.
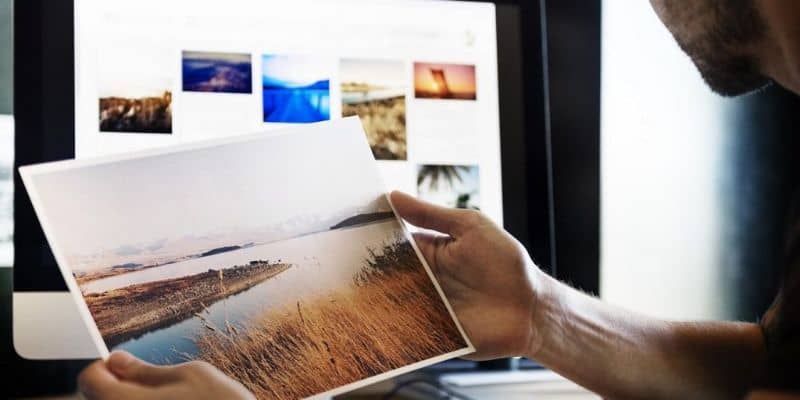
xmin=19 ymin=118 xmax=472 ymax=399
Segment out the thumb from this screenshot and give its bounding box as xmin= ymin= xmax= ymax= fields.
xmin=78 ymin=359 xmax=152 ymax=400
xmin=107 ymin=351 xmax=181 ymax=386
xmin=390 ymin=191 xmax=469 ymax=237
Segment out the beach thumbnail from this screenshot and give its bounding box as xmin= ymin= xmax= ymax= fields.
xmin=417 ymin=164 xmax=480 ymax=210
xmin=341 ymin=59 xmax=407 ymax=160
xmin=182 ymin=51 xmax=252 ymax=93
xmin=98 ymin=47 xmax=173 ymax=134
xmin=262 ymin=55 xmax=331 ymax=123
xmin=414 ymin=62 xmax=477 ymax=100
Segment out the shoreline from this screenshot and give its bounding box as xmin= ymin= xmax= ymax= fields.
xmin=76 ymin=218 xmax=397 ymax=286
xmin=85 ymin=262 xmax=292 ymax=346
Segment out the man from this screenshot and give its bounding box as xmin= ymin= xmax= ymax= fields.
xmin=78 ymin=1 xmax=800 ymax=398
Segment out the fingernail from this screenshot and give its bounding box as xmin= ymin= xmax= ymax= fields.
xmin=107 ymin=351 xmax=136 ymax=374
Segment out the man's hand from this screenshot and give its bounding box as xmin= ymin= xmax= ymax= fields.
xmin=78 ymin=352 xmax=254 ymax=400
xmin=392 ymin=191 xmax=773 ymax=399
xmin=390 ymin=191 xmax=545 ymax=360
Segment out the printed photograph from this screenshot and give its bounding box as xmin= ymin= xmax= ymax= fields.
xmin=262 ymin=55 xmax=331 ymax=123
xmin=414 ymin=62 xmax=477 ymax=100
xmin=98 ymin=47 xmax=173 ymax=134
xmin=341 ymin=59 xmax=407 ymax=160
xmin=182 ymin=51 xmax=252 ymax=93
xmin=23 ymin=120 xmax=468 ymax=399
xmin=417 ymin=164 xmax=480 ymax=210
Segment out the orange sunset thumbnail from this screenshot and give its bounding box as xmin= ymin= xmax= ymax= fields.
xmin=414 ymin=62 xmax=477 ymax=100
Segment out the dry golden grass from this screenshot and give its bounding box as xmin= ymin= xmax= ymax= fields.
xmin=342 ymin=96 xmax=406 ymax=160
xmin=194 ymin=240 xmax=466 ymax=399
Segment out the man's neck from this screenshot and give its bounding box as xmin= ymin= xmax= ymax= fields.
xmin=756 ymin=0 xmax=800 ymax=95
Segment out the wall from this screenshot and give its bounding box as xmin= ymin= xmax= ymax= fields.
xmin=0 ymin=0 xmax=10 ymax=114
xmin=601 ymin=0 xmax=800 ymax=320
xmin=601 ymin=0 xmax=728 ymax=319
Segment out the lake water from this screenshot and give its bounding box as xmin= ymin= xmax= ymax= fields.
xmin=105 ymin=220 xmax=405 ymax=364
xmin=263 ymin=87 xmax=330 ymax=123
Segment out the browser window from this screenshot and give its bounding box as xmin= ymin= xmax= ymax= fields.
xmin=73 ymin=0 xmax=503 ymax=224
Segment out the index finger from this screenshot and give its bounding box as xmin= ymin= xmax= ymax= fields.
xmin=389 ymin=191 xmax=470 ymax=237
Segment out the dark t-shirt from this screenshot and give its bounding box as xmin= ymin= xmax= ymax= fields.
xmin=758 ymin=200 xmax=800 ymax=390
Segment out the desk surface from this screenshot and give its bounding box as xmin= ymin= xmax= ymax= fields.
xmin=341 ymin=370 xmax=599 ymax=400
xmin=21 ymin=370 xmax=599 ymax=400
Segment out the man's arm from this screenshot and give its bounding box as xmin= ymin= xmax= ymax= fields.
xmin=533 ymin=272 xmax=765 ymax=399
xmin=390 ymin=191 xmax=766 ymax=400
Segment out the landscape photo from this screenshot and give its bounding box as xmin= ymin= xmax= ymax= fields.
xmin=22 ymin=120 xmax=469 ymax=399
xmin=98 ymin=47 xmax=173 ymax=134
xmin=262 ymin=55 xmax=331 ymax=123
xmin=340 ymin=59 xmax=406 ymax=160
xmin=414 ymin=62 xmax=477 ymax=100
xmin=417 ymin=164 xmax=480 ymax=210
xmin=182 ymin=51 xmax=252 ymax=93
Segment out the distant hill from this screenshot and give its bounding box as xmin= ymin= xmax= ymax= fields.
xmin=330 ymin=211 xmax=395 ymax=230
xmin=200 ymin=245 xmax=242 ymax=257
xmin=110 ymin=262 xmax=143 ymax=270
xmin=341 ymin=82 xmax=388 ymax=93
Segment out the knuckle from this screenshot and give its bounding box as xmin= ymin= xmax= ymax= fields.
xmin=184 ymin=360 xmax=214 ymax=375
xmin=462 ymin=209 xmax=485 ymax=225
xmin=77 ymin=369 xmax=90 ymax=387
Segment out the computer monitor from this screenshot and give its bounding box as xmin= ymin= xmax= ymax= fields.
xmin=13 ymin=0 xmax=552 ymax=365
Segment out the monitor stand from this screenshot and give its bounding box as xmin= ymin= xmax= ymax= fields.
xmin=437 ymin=369 xmax=587 ymax=398
xmin=478 ymin=357 xmax=520 ymax=370
xmin=14 ymin=291 xmax=100 ymax=359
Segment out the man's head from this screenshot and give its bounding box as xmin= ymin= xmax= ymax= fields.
xmin=650 ymin=0 xmax=800 ymax=97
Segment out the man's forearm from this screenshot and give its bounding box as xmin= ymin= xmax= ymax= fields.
xmin=528 ymin=272 xmax=766 ymax=400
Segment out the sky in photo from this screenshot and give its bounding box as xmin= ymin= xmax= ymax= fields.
xmin=30 ymin=119 xmax=385 ymax=269
xmin=340 ymin=59 xmax=405 ymax=88
xmin=98 ymin=46 xmax=173 ymax=98
xmin=262 ymin=55 xmax=333 ymax=88
xmin=183 ymin=51 xmax=250 ymax=64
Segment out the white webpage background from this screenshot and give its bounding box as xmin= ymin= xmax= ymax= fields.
xmin=74 ymin=0 xmax=503 ymax=225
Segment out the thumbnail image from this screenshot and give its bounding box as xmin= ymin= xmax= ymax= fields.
xmin=417 ymin=164 xmax=480 ymax=210
xmin=262 ymin=55 xmax=331 ymax=123
xmin=182 ymin=51 xmax=252 ymax=93
xmin=414 ymin=62 xmax=477 ymax=100
xmin=25 ymin=121 xmax=468 ymax=399
xmin=99 ymin=89 xmax=172 ymax=134
xmin=98 ymin=47 xmax=173 ymax=134
xmin=341 ymin=59 xmax=407 ymax=160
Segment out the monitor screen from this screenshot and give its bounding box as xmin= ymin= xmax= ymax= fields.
xmin=17 ymin=0 xmax=550 ymax=299
xmin=73 ymin=0 xmax=504 ymax=224
xmin=12 ymin=0 xmax=549 ymax=370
